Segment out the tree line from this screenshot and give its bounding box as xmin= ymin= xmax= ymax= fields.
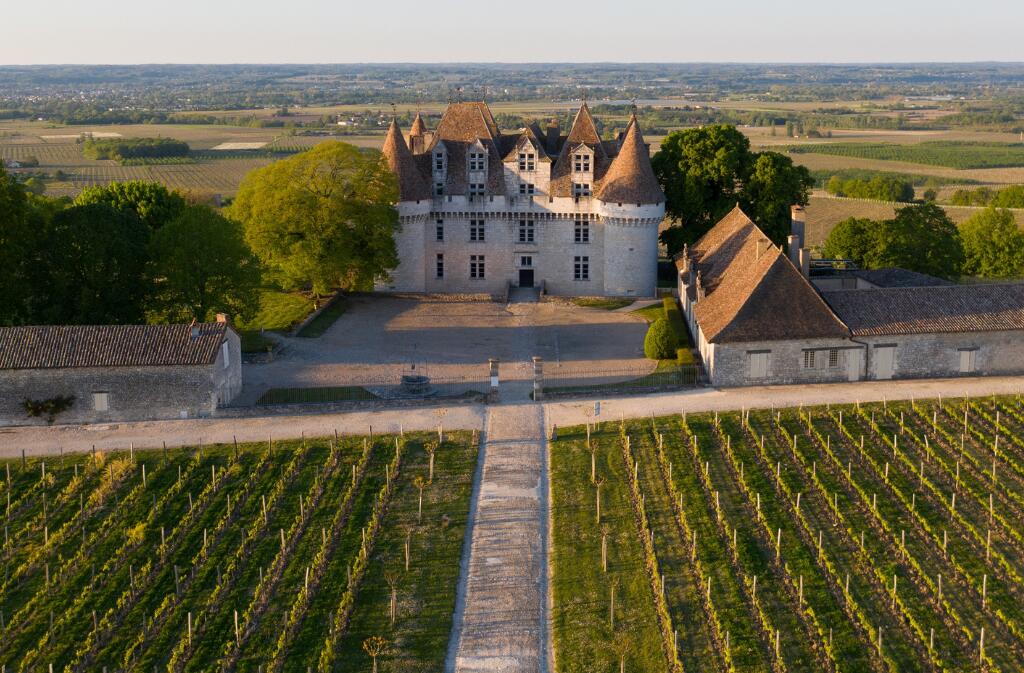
xmin=949 ymin=185 xmax=1024 ymax=208
xmin=0 ymin=142 xmax=400 ymax=328
xmin=822 ymin=203 xmax=1024 ymax=280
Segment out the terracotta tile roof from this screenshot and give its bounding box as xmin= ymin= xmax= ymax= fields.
xmin=596 ymin=115 xmax=664 ymax=205
xmin=0 ymin=323 xmax=229 ymax=370
xmin=690 ymin=207 xmax=849 ymax=343
xmin=382 ymin=119 xmax=432 ymax=202
xmin=409 ymin=113 xmax=427 ymax=137
xmin=822 ymin=284 xmax=1024 ymax=336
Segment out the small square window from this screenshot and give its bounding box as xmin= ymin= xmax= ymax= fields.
xmin=573 ymin=153 xmax=591 ymax=172
xmin=469 ymin=183 xmax=485 ymax=198
xmin=519 ymin=182 xmax=535 ymax=195
xmin=93 ymin=392 xmax=109 ymax=412
xmin=468 ymin=152 xmax=486 ymax=171
xmin=572 ymin=183 xmax=591 ymax=197
xmin=434 ymin=182 xmax=444 ymax=196
xmin=518 ymin=152 xmax=535 ymax=171
xmin=521 ymin=256 xmax=533 ymax=267
xmin=434 ymin=153 xmax=445 ymax=171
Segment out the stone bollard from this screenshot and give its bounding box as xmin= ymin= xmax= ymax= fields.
xmin=550 ymin=424 xmax=558 ymax=441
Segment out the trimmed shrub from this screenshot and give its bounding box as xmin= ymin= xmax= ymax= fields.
xmin=644 ymin=317 xmax=678 ymax=360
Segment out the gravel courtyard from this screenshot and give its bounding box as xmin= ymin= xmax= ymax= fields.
xmin=237 ymin=295 xmax=652 ymax=404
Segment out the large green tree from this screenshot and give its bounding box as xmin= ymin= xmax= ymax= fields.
xmin=231 ymin=142 xmax=400 ymax=295
xmin=652 ymin=125 xmax=813 ymax=251
xmin=29 ymin=203 xmax=150 ymax=324
xmin=873 ymin=203 xmax=964 ymax=279
xmin=821 ymin=203 xmax=965 ymax=280
xmin=149 ymin=205 xmax=262 ymax=322
xmin=0 ymin=165 xmax=32 ymax=324
xmin=959 ymin=207 xmax=1024 ymax=279
xmin=820 ymin=217 xmax=877 ymax=267
xmin=74 ymin=181 xmax=186 ymax=230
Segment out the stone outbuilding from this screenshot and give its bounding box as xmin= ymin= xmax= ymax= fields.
xmin=677 ymin=207 xmax=1024 ymax=387
xmin=0 ymin=317 xmax=242 ymax=426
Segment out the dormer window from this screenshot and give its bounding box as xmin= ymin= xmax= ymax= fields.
xmin=519 ymin=182 xmax=535 ymax=195
xmin=573 ymin=153 xmax=591 ymax=172
xmin=518 ymin=152 xmax=536 ymax=171
xmin=469 ymin=152 xmax=486 ymax=171
xmin=434 ymin=182 xmax=444 ymax=196
xmin=434 ymin=152 xmax=445 ymax=171
xmin=469 ymin=183 xmax=486 ymax=198
xmin=572 ymin=183 xmax=591 ymax=197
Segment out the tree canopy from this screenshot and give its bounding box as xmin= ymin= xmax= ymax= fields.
xmin=821 ymin=203 xmax=965 ymax=280
xmin=0 ymin=165 xmax=32 ymax=325
xmin=28 ymin=203 xmax=150 ymax=324
xmin=959 ymin=207 xmax=1024 ymax=279
xmin=149 ymin=205 xmax=262 ymax=323
xmin=74 ymin=181 xmax=187 ymax=230
xmin=231 ymin=142 xmax=400 ymax=295
xmin=652 ymin=124 xmax=813 ymax=251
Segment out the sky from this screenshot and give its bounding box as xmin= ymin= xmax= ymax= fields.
xmin=1 ymin=0 xmax=1020 ymax=64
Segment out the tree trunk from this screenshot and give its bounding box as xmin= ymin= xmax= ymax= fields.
xmin=418 ymin=490 xmax=423 ymax=523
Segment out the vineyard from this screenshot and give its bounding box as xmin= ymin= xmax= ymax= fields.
xmin=551 ymin=395 xmax=1024 ymax=672
xmin=0 ymin=429 xmax=476 ymax=672
xmin=788 ymin=142 xmax=1024 ymax=170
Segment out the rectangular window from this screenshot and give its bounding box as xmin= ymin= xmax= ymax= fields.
xmin=518 ymin=219 xmax=535 ymax=243
xmin=518 ymin=152 xmax=535 ymax=171
xmin=748 ymin=351 xmax=770 ymax=379
xmin=470 ymin=219 xmax=485 ymax=242
xmin=828 ymin=348 xmax=840 ymax=369
xmin=572 ymin=183 xmax=591 ymax=197
xmin=959 ymin=348 xmax=977 ymax=374
xmin=221 ymin=342 xmax=230 ymax=368
xmin=434 ymin=153 xmax=444 ymax=171
xmin=519 ymin=182 xmax=535 ymax=195
xmin=802 ymin=350 xmax=816 ymax=370
xmin=93 ymin=391 xmax=109 ymax=412
xmin=434 ymin=182 xmax=444 ymax=196
xmin=574 ymin=255 xmax=590 ymax=281
xmin=574 ymin=220 xmax=590 ymax=243
xmin=521 ymin=255 xmax=533 ymax=267
xmin=469 ymin=183 xmax=485 ymax=199
xmin=436 ymin=219 xmax=444 ymax=241
xmin=436 ymin=253 xmax=444 ymax=278
xmin=470 ymin=255 xmax=485 ymax=279
xmin=573 ymin=153 xmax=591 ymax=172
xmin=468 ymin=152 xmax=486 ymax=171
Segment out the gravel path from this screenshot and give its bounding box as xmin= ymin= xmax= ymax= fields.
xmin=447 ymin=403 xmax=550 ymax=673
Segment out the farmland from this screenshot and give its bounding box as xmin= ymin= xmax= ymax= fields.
xmin=551 ymin=395 xmax=1024 ymax=672
xmin=0 ymin=430 xmax=476 ymax=672
xmin=788 ymin=142 xmax=1024 ymax=170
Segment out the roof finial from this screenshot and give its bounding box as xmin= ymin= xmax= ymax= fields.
xmin=390 ymin=102 xmax=397 ymax=120
xmin=481 ymin=86 xmax=487 ymax=103
xmin=630 ymin=96 xmax=638 ymax=118
xmin=455 ymin=86 xmax=464 ymax=103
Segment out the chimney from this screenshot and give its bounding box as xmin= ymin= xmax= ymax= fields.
xmin=755 ymin=238 xmax=772 ymax=259
xmin=787 ymin=235 xmax=800 ymax=266
xmin=791 ymin=205 xmax=807 ymax=248
xmin=189 ymin=318 xmax=201 ymax=339
xmin=798 ymin=248 xmax=810 ymax=278
xmin=215 ymin=313 xmax=229 ymax=324
xmin=546 ymin=121 xmax=560 ymax=154
xmin=410 ymin=135 xmax=424 ymax=154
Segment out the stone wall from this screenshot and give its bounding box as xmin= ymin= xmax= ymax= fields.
xmin=859 ymin=331 xmax=1024 ymax=381
xmin=0 ymin=328 xmax=242 ymax=426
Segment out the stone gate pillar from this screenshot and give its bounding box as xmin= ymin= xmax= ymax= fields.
xmin=532 ymin=356 xmax=544 ymax=401
xmin=488 ymin=358 xmax=500 ymax=403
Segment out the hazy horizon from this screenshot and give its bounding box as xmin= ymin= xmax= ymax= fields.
xmin=3 ymin=0 xmax=1017 ymax=65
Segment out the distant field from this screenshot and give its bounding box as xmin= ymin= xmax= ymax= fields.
xmin=789 ymin=141 xmax=1024 ymax=170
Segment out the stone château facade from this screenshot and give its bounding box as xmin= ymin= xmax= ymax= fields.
xmin=380 ymin=101 xmax=665 ymax=297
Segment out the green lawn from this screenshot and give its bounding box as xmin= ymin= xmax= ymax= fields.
xmin=234 ymin=289 xmax=316 ymax=352
xmin=296 ymin=295 xmax=347 ymax=338
xmin=571 ymin=297 xmax=635 ymax=311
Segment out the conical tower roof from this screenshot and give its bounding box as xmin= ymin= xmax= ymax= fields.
xmin=410 ymin=113 xmax=427 ymax=137
xmin=382 ymin=119 xmax=432 ymax=202
xmin=596 ymin=115 xmax=664 ymax=205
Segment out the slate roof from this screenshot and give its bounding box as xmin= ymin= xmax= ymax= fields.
xmin=689 ymin=207 xmax=849 ymax=343
xmin=596 ymin=116 xmax=664 ymax=205
xmin=0 ymin=323 xmax=229 ymax=371
xmin=384 ymin=101 xmax=660 ymax=204
xmin=822 ymin=284 xmax=1024 ymax=336
xmin=850 ymin=268 xmax=954 ymax=288
xmin=381 ymin=119 xmax=432 ymax=202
